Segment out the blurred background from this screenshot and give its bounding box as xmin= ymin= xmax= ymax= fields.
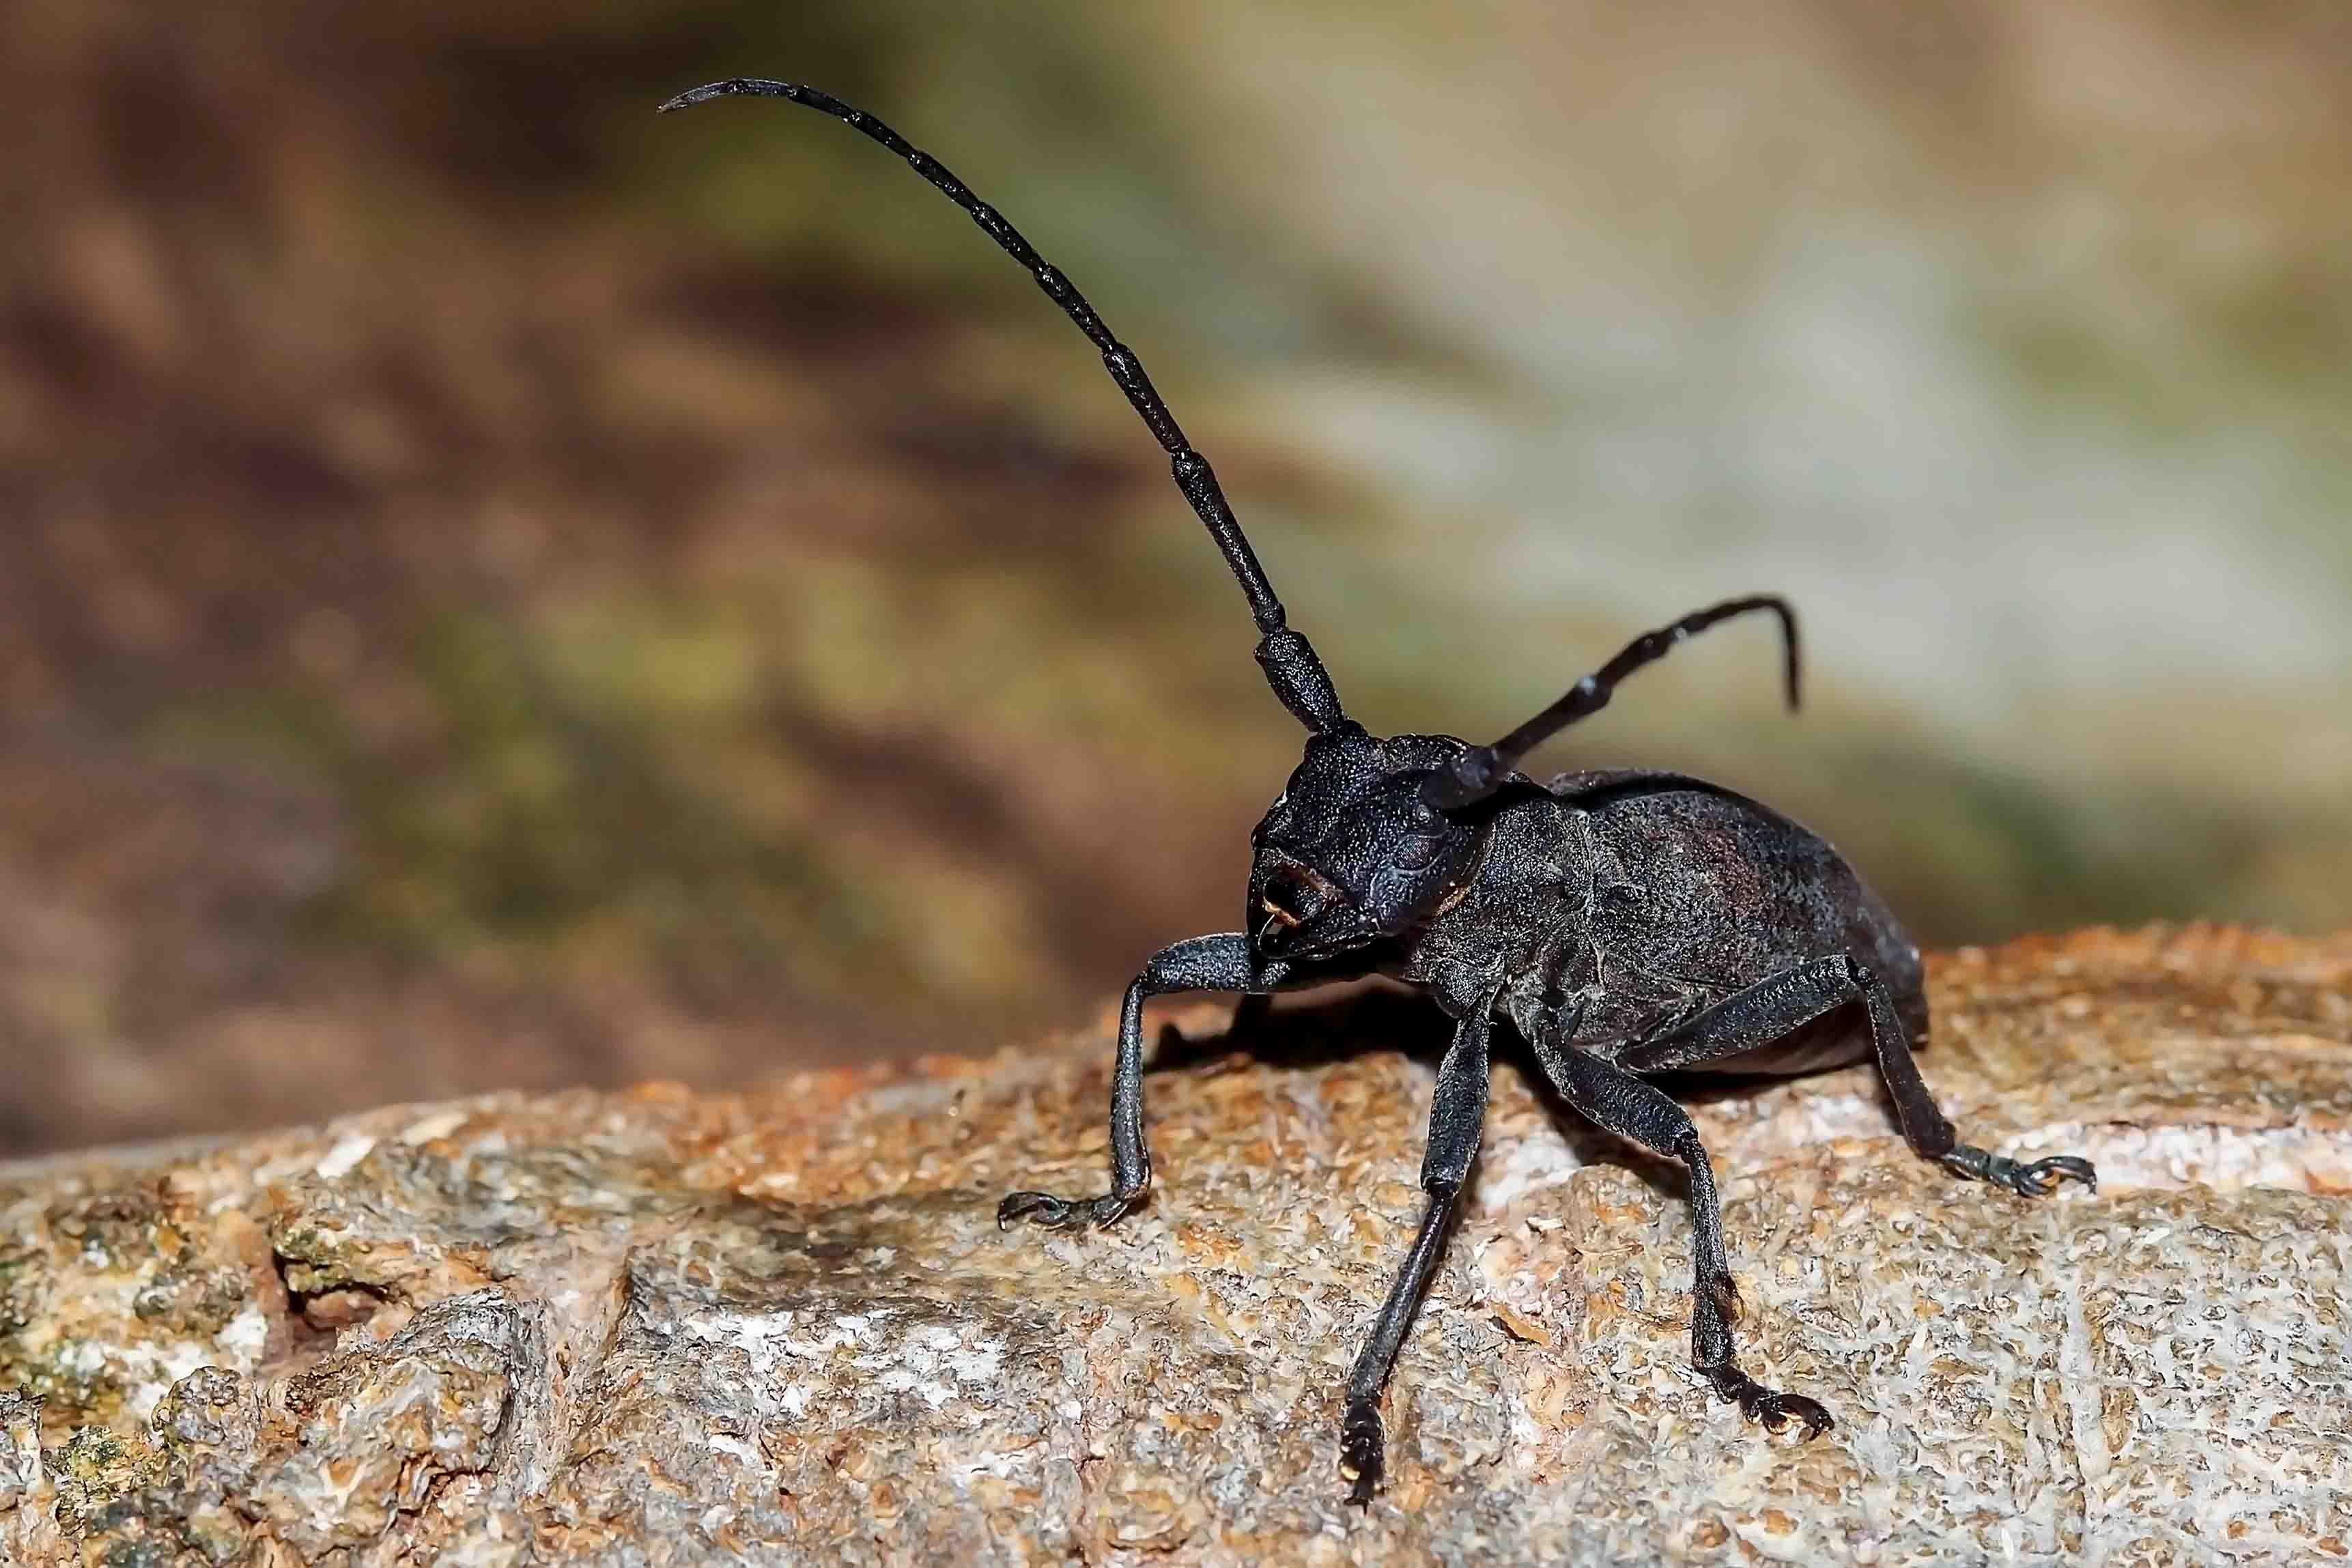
xmin=3 ymin=1 xmax=2347 ymax=1156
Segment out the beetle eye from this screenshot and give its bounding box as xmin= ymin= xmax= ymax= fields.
xmin=1391 ymin=832 xmax=1447 ymax=872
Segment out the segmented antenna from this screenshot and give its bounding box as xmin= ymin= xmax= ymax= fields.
xmin=1424 ymin=595 xmax=1802 ymax=810
xmin=660 ymin=78 xmax=1346 ymax=734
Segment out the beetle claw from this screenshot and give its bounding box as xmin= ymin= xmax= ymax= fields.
xmin=1706 ymin=1364 xmax=1834 ymax=1440
xmin=996 ymin=1189 xmax=1133 ymax=1229
xmin=1943 ymin=1145 xmax=2098 ymax=1199
xmin=2020 ymin=1154 xmax=2099 ymax=1195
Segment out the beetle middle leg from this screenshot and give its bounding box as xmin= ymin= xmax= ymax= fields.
xmin=1526 ymin=1031 xmax=1833 ymax=1437
xmin=1337 ymin=997 xmax=1497 ymax=1505
xmin=1616 ymin=956 xmax=2097 ymax=1197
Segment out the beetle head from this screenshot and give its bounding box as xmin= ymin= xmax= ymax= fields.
xmin=1247 ymin=728 xmax=1487 ymax=963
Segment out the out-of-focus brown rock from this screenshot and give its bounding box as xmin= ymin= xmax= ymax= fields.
xmin=1 ymin=925 xmax=2348 ymax=1565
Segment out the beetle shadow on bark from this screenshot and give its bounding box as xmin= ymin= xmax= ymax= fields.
xmin=1643 ymin=1003 xmax=1908 ymax=1148
xmin=1146 ymin=982 xmax=1693 ymax=1206
xmin=1492 ymin=1035 xmax=1691 ymax=1204
xmin=1146 ymin=978 xmax=1451 ymax=1077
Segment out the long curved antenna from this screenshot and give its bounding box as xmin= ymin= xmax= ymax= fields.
xmin=660 ymin=78 xmax=1346 ymax=735
xmin=1424 ymin=595 xmax=1801 ymax=810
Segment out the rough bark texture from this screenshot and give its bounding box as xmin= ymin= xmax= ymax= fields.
xmin=2 ymin=925 xmax=2349 ymax=1565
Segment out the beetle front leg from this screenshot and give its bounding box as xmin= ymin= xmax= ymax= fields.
xmin=998 ymin=933 xmax=1285 ymax=1231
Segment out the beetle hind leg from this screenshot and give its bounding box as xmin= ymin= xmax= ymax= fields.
xmin=1615 ymin=954 xmax=2099 ymax=1197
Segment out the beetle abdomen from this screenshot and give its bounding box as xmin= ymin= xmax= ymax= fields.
xmin=1557 ymin=770 xmax=1927 ymax=1073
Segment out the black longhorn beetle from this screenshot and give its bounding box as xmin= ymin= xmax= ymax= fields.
xmin=661 ymin=77 xmax=2098 ymax=1504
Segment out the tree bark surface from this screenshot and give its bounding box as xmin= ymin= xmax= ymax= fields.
xmin=2 ymin=925 xmax=2348 ymax=1565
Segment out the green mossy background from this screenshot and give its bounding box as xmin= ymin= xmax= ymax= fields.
xmin=3 ymin=1 xmax=2347 ymax=1153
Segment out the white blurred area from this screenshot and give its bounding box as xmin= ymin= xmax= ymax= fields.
xmin=1018 ymin=2 xmax=2350 ymax=923
xmin=1144 ymin=6 xmax=2346 ymax=698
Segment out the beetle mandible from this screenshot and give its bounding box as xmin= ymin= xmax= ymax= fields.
xmin=662 ymin=77 xmax=2097 ymax=1504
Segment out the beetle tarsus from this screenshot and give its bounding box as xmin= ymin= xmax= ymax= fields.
xmin=995 ymin=1190 xmax=1132 ymax=1229
xmin=1941 ymin=1146 xmax=2098 ymax=1197
xmin=1705 ymin=1363 xmax=1834 ymax=1439
xmin=1338 ymin=1403 xmax=1384 ymax=1506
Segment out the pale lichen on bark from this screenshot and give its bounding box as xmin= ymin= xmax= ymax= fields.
xmin=0 ymin=925 xmax=2348 ymax=1564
